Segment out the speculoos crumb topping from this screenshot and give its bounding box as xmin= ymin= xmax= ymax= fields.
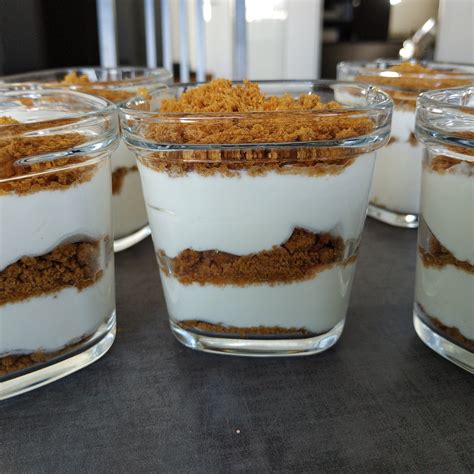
xmin=140 ymin=79 xmax=376 ymax=176
xmin=356 ymin=63 xmax=472 ymax=110
xmin=0 ymin=115 xmax=95 ymax=195
xmin=58 ymin=71 xmax=148 ymax=103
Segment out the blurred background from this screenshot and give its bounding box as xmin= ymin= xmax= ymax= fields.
xmin=0 ymin=0 xmax=472 ymax=79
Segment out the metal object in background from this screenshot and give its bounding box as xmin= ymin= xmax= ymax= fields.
xmin=96 ymin=0 xmax=118 ymax=67
xmin=144 ymin=0 xmax=158 ymax=68
xmin=399 ymin=17 xmax=437 ymax=61
xmin=195 ymin=0 xmax=206 ymax=82
xmin=178 ymin=0 xmax=190 ymax=82
xmin=233 ymin=0 xmax=247 ymax=80
xmin=160 ymin=0 xmax=173 ymax=73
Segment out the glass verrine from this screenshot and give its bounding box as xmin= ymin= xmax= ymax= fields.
xmin=414 ymin=85 xmax=474 ymax=373
xmin=337 ymin=60 xmax=474 ymax=228
xmin=1 ymin=67 xmax=173 ymax=251
xmin=120 ymin=80 xmax=392 ymax=357
xmin=0 ymin=87 xmax=119 ymax=398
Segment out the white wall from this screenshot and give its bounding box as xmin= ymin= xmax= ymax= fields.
xmin=388 ymin=0 xmax=439 ymax=39
xmin=167 ymin=0 xmax=323 ymax=80
xmin=284 ymin=0 xmax=322 ymax=79
xmin=204 ymin=0 xmax=233 ymax=78
xmin=435 ymin=0 xmax=474 ymax=63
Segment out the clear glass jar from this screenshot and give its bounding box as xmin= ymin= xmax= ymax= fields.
xmin=0 ymin=87 xmax=119 ymax=399
xmin=414 ymin=85 xmax=473 ymax=373
xmin=1 ymin=67 xmax=173 ymax=251
xmin=120 ymin=80 xmax=392 ymax=356
xmin=337 ymin=60 xmax=474 ymax=228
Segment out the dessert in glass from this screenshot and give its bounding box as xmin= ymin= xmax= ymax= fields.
xmin=120 ymin=79 xmax=392 ymax=356
xmin=1 ymin=67 xmax=173 ymax=251
xmin=414 ymin=85 xmax=473 ymax=373
xmin=337 ymin=60 xmax=474 ymax=228
xmin=0 ymin=87 xmax=119 ymax=399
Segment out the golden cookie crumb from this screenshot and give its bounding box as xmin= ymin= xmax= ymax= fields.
xmin=356 ymin=63 xmax=472 ymax=109
xmin=141 ymin=79 xmax=376 ymax=176
xmin=160 ymin=228 xmax=354 ymax=286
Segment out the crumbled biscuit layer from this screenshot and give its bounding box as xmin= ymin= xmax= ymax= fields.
xmin=160 ymin=228 xmax=351 ymax=286
xmin=363 ymin=63 xmax=472 ymax=90
xmin=60 ymin=71 xmax=145 ymax=103
xmin=356 ymin=63 xmax=472 ymax=109
xmin=0 ymin=241 xmax=103 ymax=305
xmin=419 ymin=236 xmax=474 ymax=275
xmin=0 ymin=335 xmax=89 ymax=377
xmin=112 ymin=165 xmax=138 ymax=194
xmin=160 ymin=79 xmax=344 ymax=113
xmin=0 ymin=116 xmax=19 ymax=125
xmin=142 ymin=148 xmax=357 ymax=177
xmin=429 ymin=317 xmax=474 ymax=351
xmin=150 ymin=79 xmax=374 ymax=144
xmin=138 ymin=79 xmax=376 ymax=176
xmin=431 ymin=155 xmax=474 ymax=172
xmin=386 ymin=133 xmax=418 ymax=147
xmin=179 ymin=320 xmax=312 ymax=337
xmin=0 ymin=116 xmax=95 ymax=195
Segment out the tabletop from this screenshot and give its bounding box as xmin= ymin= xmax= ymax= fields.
xmin=1 ymin=219 xmax=473 ymax=473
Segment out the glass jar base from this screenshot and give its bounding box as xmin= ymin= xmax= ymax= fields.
xmin=114 ymin=225 xmax=151 ymax=252
xmin=170 ymin=319 xmax=344 ymax=357
xmin=0 ymin=312 xmax=116 ymax=400
xmin=413 ymin=311 xmax=473 ymax=374
xmin=368 ymin=203 xmax=418 ymax=228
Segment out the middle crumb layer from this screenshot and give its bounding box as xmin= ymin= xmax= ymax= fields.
xmin=160 ymin=228 xmax=347 ymax=286
xmin=0 ymin=241 xmax=103 ymax=305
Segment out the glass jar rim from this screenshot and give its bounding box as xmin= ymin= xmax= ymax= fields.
xmin=0 ymin=87 xmax=119 ymax=178
xmin=417 ymin=84 xmax=474 ymax=110
xmin=338 ymin=59 xmax=474 ymax=80
xmin=416 ymin=85 xmax=474 ymax=151
xmin=0 ymin=86 xmax=117 ymax=123
xmin=119 ymin=80 xmax=393 ymax=152
xmin=0 ymin=66 xmax=173 ymax=90
xmin=338 ymin=59 xmax=474 ymax=95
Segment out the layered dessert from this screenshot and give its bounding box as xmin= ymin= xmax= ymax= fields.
xmin=0 ymin=108 xmax=115 ymax=380
xmin=121 ymin=79 xmax=392 ymax=354
xmin=413 ymin=85 xmax=473 ymax=371
xmin=415 ymin=153 xmax=473 ymax=354
xmin=1 ymin=67 xmax=172 ymax=250
xmin=337 ymin=61 xmax=474 ymax=227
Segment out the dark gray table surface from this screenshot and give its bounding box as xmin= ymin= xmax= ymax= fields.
xmin=1 ymin=219 xmax=473 ymax=473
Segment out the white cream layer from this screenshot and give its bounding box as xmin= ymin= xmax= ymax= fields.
xmin=111 ymin=140 xmax=148 ymax=239
xmin=162 ymin=263 xmax=356 ymax=334
xmin=0 ymin=264 xmax=115 ymax=355
xmin=421 ymin=164 xmax=473 ymax=264
xmin=139 ymin=152 xmax=375 ymax=258
xmin=415 ymin=257 xmax=474 ymax=341
xmin=112 ymin=168 xmax=148 ymax=238
xmin=0 ymin=159 xmax=112 ymax=271
xmin=370 ymin=108 xmax=422 ymax=214
xmin=111 ymin=139 xmax=137 ymax=171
